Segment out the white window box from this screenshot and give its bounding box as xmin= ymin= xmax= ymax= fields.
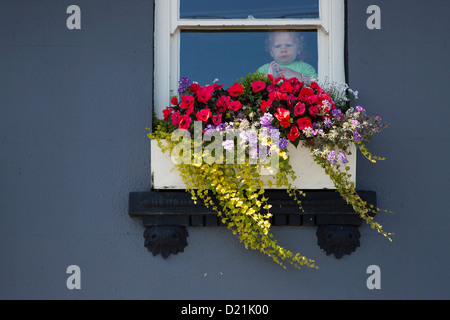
xmin=150 ymin=139 xmax=356 ymax=190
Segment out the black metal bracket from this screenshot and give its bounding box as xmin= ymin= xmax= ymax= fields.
xmin=128 ymin=190 xmax=376 ymax=259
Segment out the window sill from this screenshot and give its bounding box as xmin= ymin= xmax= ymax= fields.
xmin=129 ymin=189 xmax=376 ymax=259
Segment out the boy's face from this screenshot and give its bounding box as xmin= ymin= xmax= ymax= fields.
xmin=269 ymin=33 xmax=298 ymax=65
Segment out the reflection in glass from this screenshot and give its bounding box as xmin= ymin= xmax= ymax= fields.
xmin=180 ymin=0 xmax=319 ymax=19
xmin=180 ymin=31 xmax=318 ymax=87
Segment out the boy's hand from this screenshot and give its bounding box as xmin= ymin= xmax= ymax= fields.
xmin=279 ymin=68 xmax=312 ymax=83
xmin=268 ymin=61 xmax=280 ymax=76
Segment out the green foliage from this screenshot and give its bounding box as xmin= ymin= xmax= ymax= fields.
xmin=306 ymin=140 xmax=393 ymax=241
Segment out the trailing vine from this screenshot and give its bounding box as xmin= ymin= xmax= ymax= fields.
xmin=148 ymin=71 xmax=393 ymax=269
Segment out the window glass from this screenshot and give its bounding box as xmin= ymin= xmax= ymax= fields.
xmin=180 ymin=31 xmax=318 ymax=87
xmin=180 ymin=0 xmax=319 ymax=19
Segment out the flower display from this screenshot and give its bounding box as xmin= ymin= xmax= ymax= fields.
xmin=149 ymin=71 xmax=392 ymax=269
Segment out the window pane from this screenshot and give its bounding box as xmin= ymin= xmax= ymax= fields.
xmin=180 ymin=0 xmax=319 ymax=19
xmin=180 ymin=31 xmax=318 ymax=88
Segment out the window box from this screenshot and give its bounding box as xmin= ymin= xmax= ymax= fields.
xmin=150 ymin=138 xmax=356 ymax=190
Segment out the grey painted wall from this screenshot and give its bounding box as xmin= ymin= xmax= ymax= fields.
xmin=1 ymin=0 xmax=449 ymax=299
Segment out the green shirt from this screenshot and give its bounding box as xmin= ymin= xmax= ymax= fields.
xmin=257 ymin=61 xmax=318 ymax=78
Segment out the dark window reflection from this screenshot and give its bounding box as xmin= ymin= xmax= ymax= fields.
xmin=180 ymin=31 xmax=318 ymax=87
xmin=180 ymin=0 xmax=319 ymax=19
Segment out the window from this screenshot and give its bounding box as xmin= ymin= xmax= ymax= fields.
xmin=154 ymin=0 xmax=345 ymax=118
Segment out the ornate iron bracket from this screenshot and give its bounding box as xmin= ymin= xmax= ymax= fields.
xmin=316 ymin=225 xmax=360 ymax=259
xmin=144 ymin=226 xmax=188 ymax=258
xmin=129 ymin=190 xmax=376 ymax=259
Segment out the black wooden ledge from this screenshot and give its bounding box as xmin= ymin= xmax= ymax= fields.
xmin=129 ymin=190 xmax=376 ymax=259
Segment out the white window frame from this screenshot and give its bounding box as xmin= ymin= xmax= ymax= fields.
xmin=153 ymin=0 xmax=345 ymax=117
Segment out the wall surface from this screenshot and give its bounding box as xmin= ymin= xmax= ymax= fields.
xmin=1 ymin=0 xmax=449 ymax=300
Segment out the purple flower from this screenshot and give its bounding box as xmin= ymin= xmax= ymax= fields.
xmin=178 ymin=77 xmax=192 ymax=94
xmin=353 ymin=130 xmax=361 ymax=142
xmin=279 ymin=138 xmax=288 ymax=150
xmin=356 ymin=106 xmax=366 ymax=112
xmin=216 ymin=123 xmax=227 ymax=132
xmin=249 ymin=147 xmax=259 ymax=160
xmin=323 ymin=117 xmax=333 ymax=128
xmin=259 ymin=113 xmax=274 ymax=127
xmin=327 ymin=150 xmax=337 ymax=164
xmin=204 ymin=124 xmax=216 ymax=137
xmin=338 ymin=152 xmax=348 ymax=164
xmin=332 ymin=109 xmax=343 ymax=118
xmin=373 ymin=114 xmax=383 ymax=121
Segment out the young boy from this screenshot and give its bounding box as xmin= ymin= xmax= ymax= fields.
xmin=258 ymin=31 xmax=317 ymax=82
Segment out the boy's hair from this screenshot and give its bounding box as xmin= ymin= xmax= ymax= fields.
xmin=264 ymin=30 xmax=304 ymax=57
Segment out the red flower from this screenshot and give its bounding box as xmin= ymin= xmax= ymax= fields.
xmin=310 ymin=82 xmax=320 ymax=90
xmin=196 ymin=108 xmax=212 ymax=122
xmin=269 ymin=90 xmax=287 ymax=102
xmin=189 ymin=83 xmax=200 ymax=93
xmin=309 ymin=105 xmax=319 ymax=116
xmin=260 ymin=100 xmax=271 ymax=113
xmin=178 ymin=115 xmax=191 ymax=130
xmin=180 ymin=95 xmax=194 ymax=109
xmin=294 ymin=102 xmax=305 ymax=116
xmin=228 ymin=100 xmax=242 ymax=111
xmin=213 ymin=83 xmax=224 ymax=90
xmin=172 ymin=110 xmax=181 ymax=126
xmin=251 ymin=80 xmax=266 ymax=93
xmin=212 ymin=114 xmax=222 ymax=125
xmin=299 ymin=87 xmax=314 ymax=102
xmin=287 ymin=126 xmax=300 ymax=141
xmin=274 ymin=108 xmax=291 ymax=128
xmin=227 ymin=83 xmax=244 ymax=97
xmin=280 ymin=81 xmax=293 ymax=94
xmin=297 ymin=117 xmax=312 ymax=130
xmin=186 ymin=103 xmax=194 ymax=116
xmin=197 ymin=86 xmax=214 ymax=103
xmin=308 ymin=94 xmax=318 ymax=104
xmin=170 ymin=96 xmax=178 ymax=105
xmin=163 ymin=106 xmax=173 ymax=122
xmin=216 ymin=95 xmax=231 ymax=112
xmin=267 ymin=74 xmax=282 ymax=85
